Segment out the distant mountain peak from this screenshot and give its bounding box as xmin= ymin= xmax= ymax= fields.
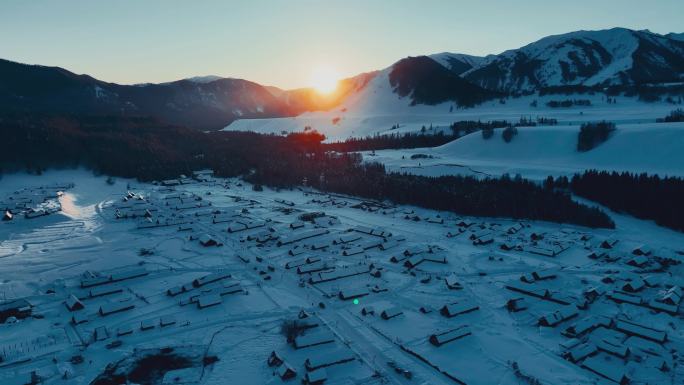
xmin=429 ymin=52 xmax=489 ymax=76
xmin=0 ymin=59 xmax=293 ymax=130
xmin=2 ymin=27 xmax=683 ymax=131
xmin=461 ymin=27 xmax=684 ymax=93
xmin=184 ymin=75 xmax=224 ymax=84
xmin=388 ymin=55 xmax=497 ymax=106
xmin=666 ymin=32 xmax=684 ymax=41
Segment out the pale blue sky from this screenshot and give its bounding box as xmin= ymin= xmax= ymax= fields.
xmin=1 ymin=0 xmax=682 ymax=89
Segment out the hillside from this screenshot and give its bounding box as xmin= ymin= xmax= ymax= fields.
xmin=266 ymin=71 xmax=379 ymax=113
xmin=665 ymin=32 xmax=684 ymax=41
xmin=389 ymin=56 xmax=498 ymax=106
xmin=225 ymin=28 xmax=684 ymax=139
xmin=463 ymin=28 xmax=684 ymax=93
xmin=429 ymin=52 xmax=489 ymax=75
xmin=2 ymin=28 xmax=684 ymax=132
xmin=0 ymin=59 xmax=297 ymax=130
xmin=224 ymin=92 xmax=679 ymax=140
xmin=367 ymin=122 xmax=684 ymax=179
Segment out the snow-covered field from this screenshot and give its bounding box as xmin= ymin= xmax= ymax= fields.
xmin=366 ymin=122 xmax=684 ymax=180
xmin=224 ymin=75 xmax=679 ymax=141
xmin=223 ymin=70 xmax=683 ymax=182
xmin=1 ymin=169 xmax=683 ymax=385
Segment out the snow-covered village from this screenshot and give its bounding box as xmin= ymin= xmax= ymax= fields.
xmin=1 ymin=166 xmax=683 ymax=385
xmin=2 ymin=1 xmax=684 ymax=384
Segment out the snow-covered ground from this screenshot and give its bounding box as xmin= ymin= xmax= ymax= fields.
xmin=224 ymin=75 xmax=680 ymax=140
xmin=224 ymin=82 xmax=683 ymax=182
xmin=0 ymin=169 xmax=683 ymax=385
xmin=365 ymin=122 xmax=684 ymax=180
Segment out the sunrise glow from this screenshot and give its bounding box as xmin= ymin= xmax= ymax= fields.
xmin=309 ymin=67 xmax=340 ymax=94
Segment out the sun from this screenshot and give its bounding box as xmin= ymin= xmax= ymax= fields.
xmin=310 ymin=67 xmax=340 ymax=94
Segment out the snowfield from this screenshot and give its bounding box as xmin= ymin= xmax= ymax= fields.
xmin=0 ymin=169 xmax=683 ymax=385
xmin=224 ymin=90 xmax=680 ymax=141
xmin=366 ymin=122 xmax=684 ymax=180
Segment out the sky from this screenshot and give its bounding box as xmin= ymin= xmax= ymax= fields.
xmin=1 ymin=0 xmax=682 ymax=89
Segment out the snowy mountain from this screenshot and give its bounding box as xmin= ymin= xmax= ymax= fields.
xmin=429 ymin=52 xmax=489 ymax=75
xmin=2 ymin=28 xmax=683 ymax=131
xmin=250 ymin=28 xmax=684 ymax=129
xmin=388 ymin=56 xmax=499 ymax=106
xmin=0 ymin=59 xmax=293 ymax=130
xmin=666 ymin=32 xmax=684 ymax=41
xmin=183 ymin=75 xmax=224 ymax=84
xmin=285 ymin=28 xmax=684 ymax=118
xmin=265 ymin=71 xmax=379 ymax=114
xmin=0 ymin=58 xmax=379 ymax=130
xmin=262 ymin=28 xmax=684 ymax=129
xmin=462 ymin=28 xmax=684 ymax=93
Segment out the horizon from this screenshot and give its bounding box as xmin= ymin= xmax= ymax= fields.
xmin=2 ymin=0 xmax=683 ymax=89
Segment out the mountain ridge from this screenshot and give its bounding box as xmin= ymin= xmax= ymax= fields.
xmin=461 ymin=28 xmax=684 ymax=93
xmin=0 ymin=58 xmax=295 ymax=130
xmin=2 ymin=27 xmax=683 ymax=130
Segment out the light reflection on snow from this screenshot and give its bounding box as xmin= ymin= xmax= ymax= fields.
xmin=58 ymin=192 xmax=101 ymax=231
xmin=59 ymin=192 xmax=86 ymax=219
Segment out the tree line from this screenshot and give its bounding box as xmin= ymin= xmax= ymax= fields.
xmin=538 ymin=84 xmax=684 ymax=104
xmin=554 ymin=170 xmax=684 ymax=232
xmin=324 ymin=131 xmax=457 ymax=152
xmin=577 ymin=121 xmax=616 ymax=152
xmin=324 ymin=117 xmax=551 ymax=152
xmin=546 ymin=99 xmax=592 ymax=108
xmin=656 ymin=108 xmax=684 ymax=123
xmin=0 ymin=113 xmax=615 ymax=229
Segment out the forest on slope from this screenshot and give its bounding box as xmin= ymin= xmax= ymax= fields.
xmin=0 ymin=113 xmax=614 ymax=229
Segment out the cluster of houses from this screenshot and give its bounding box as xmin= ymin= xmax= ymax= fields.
xmin=167 ymin=271 xmax=243 ymax=309
xmin=390 ymin=244 xmax=447 ymax=269
xmin=407 ymin=215 xmax=594 ymax=261
xmin=307 ymin=195 xmax=350 ymax=209
xmin=505 ymin=276 xmax=676 ymax=384
xmin=62 ymin=268 xmax=151 ymax=326
xmin=557 ymin=315 xmax=672 ymax=383
xmin=112 ymin=187 xmax=269 ymax=251
xmin=61 ymin=263 xmax=248 ymax=354
xmin=267 ymin=313 xmax=359 ymax=384
xmin=0 ymin=298 xmax=33 ymax=324
xmin=159 ymin=170 xmax=215 ymax=186
xmin=257 ymin=220 xmax=416 ymax=292
xmin=495 ymin=232 xmax=684 ymax=384
xmin=0 ymin=182 xmax=72 ymax=221
xmin=129 ymin=191 xmax=213 ymax=231
xmin=8 ymin=173 xmax=678 ymax=385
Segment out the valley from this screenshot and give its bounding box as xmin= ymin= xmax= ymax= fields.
xmin=0 ymin=170 xmax=682 ymax=384
xmin=1 ymin=9 xmax=683 ymax=384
